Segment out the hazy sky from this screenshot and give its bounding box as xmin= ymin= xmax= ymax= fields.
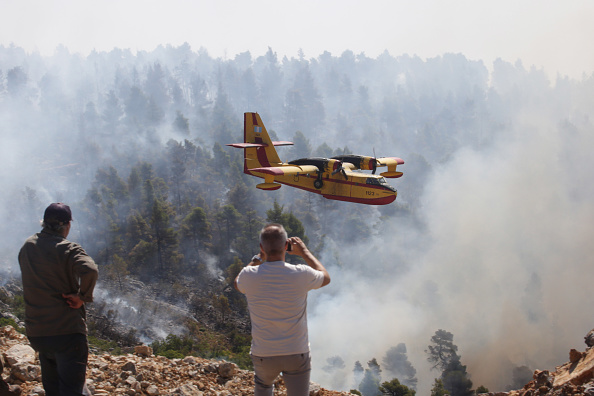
xmin=1 ymin=0 xmax=593 ymax=79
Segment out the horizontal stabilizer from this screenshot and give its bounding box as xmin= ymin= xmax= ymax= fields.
xmin=227 ymin=141 xmax=293 ymax=149
xmin=227 ymin=143 xmax=267 ymax=148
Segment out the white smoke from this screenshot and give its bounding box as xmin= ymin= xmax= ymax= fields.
xmin=308 ymin=112 xmax=594 ymax=393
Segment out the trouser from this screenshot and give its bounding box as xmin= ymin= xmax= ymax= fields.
xmin=28 ymin=333 xmax=90 ymax=396
xmin=251 ymin=352 xmax=311 ymax=396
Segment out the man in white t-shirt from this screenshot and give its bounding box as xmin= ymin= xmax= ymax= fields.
xmin=235 ymin=223 xmax=331 ymax=396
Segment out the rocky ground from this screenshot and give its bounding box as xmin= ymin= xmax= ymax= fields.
xmin=479 ymin=329 xmax=594 ymax=396
xmin=0 ymin=325 xmax=351 ymax=396
xmin=2 ymin=325 xmax=594 ymax=395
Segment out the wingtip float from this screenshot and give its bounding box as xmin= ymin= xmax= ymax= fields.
xmin=227 ymin=112 xmax=404 ymax=205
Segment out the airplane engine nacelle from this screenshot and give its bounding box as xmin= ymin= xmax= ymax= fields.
xmin=330 ymin=159 xmax=342 ymax=173
xmin=360 ymin=157 xmax=377 ymax=171
xmin=331 ymin=155 xmax=376 ymax=172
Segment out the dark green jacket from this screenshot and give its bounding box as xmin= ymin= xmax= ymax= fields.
xmin=18 ymin=228 xmax=98 ymax=337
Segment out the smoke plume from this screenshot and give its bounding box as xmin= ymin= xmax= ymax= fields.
xmin=308 ymin=114 xmax=594 ymax=393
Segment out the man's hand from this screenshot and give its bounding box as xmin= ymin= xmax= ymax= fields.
xmin=287 ymin=237 xmax=331 ymax=286
xmin=62 ymin=293 xmax=84 ymax=309
xmin=286 ymin=237 xmax=308 ymax=257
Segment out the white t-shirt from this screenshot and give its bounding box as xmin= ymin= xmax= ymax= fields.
xmin=236 ymin=260 xmax=325 ymax=357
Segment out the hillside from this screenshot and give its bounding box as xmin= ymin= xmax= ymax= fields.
xmin=0 ymin=325 xmax=351 ymax=396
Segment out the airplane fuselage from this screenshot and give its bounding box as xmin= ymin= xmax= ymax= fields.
xmin=248 ymin=168 xmax=397 ymax=205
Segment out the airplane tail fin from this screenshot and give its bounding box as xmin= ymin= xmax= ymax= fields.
xmin=227 ymin=112 xmax=292 ymax=171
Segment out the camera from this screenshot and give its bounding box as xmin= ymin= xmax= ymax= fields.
xmin=287 ymin=238 xmax=292 ymax=251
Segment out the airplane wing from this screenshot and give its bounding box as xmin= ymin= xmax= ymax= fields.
xmin=227 ymin=143 xmax=265 ymax=148
xmin=377 ymin=157 xmax=405 ymax=166
xmin=250 ymin=164 xmax=319 ymax=176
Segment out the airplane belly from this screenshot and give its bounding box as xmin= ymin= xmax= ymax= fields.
xmin=325 ymin=177 xmax=351 ymax=198
xmin=351 ymin=184 xmax=396 ymax=203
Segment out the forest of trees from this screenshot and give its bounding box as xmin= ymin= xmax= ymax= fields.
xmin=1 ymin=43 xmax=592 ymax=393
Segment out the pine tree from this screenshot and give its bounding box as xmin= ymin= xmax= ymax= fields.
xmin=379 ymin=378 xmax=415 ymax=396
xmin=426 ymin=329 xmax=459 ymax=371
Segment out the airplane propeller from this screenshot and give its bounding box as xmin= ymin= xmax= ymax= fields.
xmin=331 ymin=161 xmax=349 ymax=180
xmin=371 ymin=149 xmax=381 ymax=174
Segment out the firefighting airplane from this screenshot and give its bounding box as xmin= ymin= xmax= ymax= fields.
xmin=227 ymin=112 xmax=404 ymax=205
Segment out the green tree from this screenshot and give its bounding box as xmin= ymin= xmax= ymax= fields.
xmin=102 ymin=89 xmax=123 ymax=132
xmin=232 ymin=210 xmax=264 ymax=262
xmin=226 ymin=257 xmax=243 ymax=287
xmin=106 ymin=254 xmax=130 ymax=291
xmin=216 ymin=205 xmax=241 ymax=250
xmin=313 ymin=142 xmax=334 ymax=158
xmin=125 ymin=85 xmax=148 ymax=125
xmin=359 ymin=368 xmax=381 ymax=396
xmin=150 ymin=199 xmax=182 ymax=276
xmin=426 ymin=329 xmax=458 ymax=371
xmin=441 ymin=355 xmax=473 ymax=396
xmin=430 ymin=379 xmax=448 ymax=396
xmin=265 ymin=201 xmax=308 ymax=245
xmin=6 ymin=66 xmax=28 ymax=99
xmin=379 ymin=378 xmax=415 ymax=396
xmin=368 ymin=358 xmax=382 ymax=379
xmin=181 ymin=207 xmax=211 ymax=253
xmin=353 ymin=361 xmax=365 ymax=390
xmin=383 ymin=343 xmax=418 ymax=390
xmin=212 ymin=294 xmax=231 ymax=323
xmin=475 ymin=385 xmax=489 ymax=394
xmin=288 ymin=130 xmax=312 ymax=159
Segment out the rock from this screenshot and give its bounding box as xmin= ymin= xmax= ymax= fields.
xmin=309 ymin=382 xmax=322 ymax=396
xmin=570 ymin=349 xmax=584 ymax=363
xmin=0 ymin=384 xmax=23 ymax=395
xmin=134 ymin=345 xmax=153 ymax=357
xmin=120 ymin=361 xmax=137 ymax=375
xmin=182 ymin=356 xmax=197 ymax=365
xmin=533 ymin=370 xmax=553 ymax=388
xmin=586 ymin=329 xmax=594 ymax=348
xmin=3 ymin=345 xmax=35 ymax=367
xmin=174 ymin=383 xmax=204 ymax=395
xmin=217 ymin=362 xmax=236 ymax=378
xmin=0 ymin=325 xmax=351 ymax=396
xmin=10 ymin=364 xmax=40 ymax=382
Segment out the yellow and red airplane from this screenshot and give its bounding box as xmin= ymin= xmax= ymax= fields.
xmin=227 ymin=112 xmax=404 ymax=205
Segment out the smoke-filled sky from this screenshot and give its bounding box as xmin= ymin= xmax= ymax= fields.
xmin=1 ymin=0 xmax=593 ymax=79
xmin=307 ymin=106 xmax=594 ymax=392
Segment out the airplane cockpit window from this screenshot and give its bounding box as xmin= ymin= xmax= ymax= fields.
xmin=366 ymin=177 xmax=396 ymax=191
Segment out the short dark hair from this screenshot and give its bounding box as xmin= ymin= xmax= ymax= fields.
xmin=260 ymin=223 xmax=287 ymax=255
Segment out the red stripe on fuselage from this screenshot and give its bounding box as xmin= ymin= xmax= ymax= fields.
xmin=322 ymin=194 xmax=396 ymax=205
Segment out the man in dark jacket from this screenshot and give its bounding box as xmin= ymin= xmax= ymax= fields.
xmin=18 ymin=203 xmax=98 ymax=396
